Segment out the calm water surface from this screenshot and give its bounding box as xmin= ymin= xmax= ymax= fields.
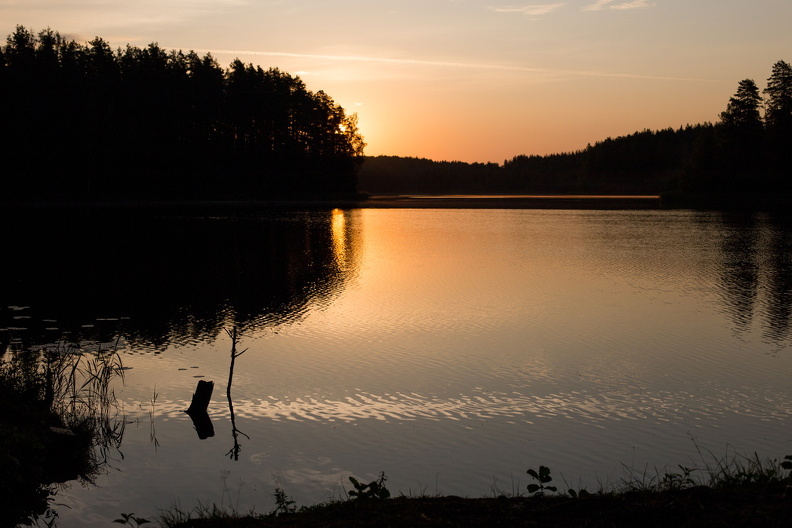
xmin=3 ymin=208 xmax=792 ymax=526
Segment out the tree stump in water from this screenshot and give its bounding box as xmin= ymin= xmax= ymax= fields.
xmin=186 ymin=380 xmax=214 ymax=415
xmin=185 ymin=380 xmax=215 ymax=439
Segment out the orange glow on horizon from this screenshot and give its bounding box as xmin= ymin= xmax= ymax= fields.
xmin=7 ymin=1 xmax=789 ymax=164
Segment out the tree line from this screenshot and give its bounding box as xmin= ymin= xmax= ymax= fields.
xmin=684 ymin=60 xmax=792 ymax=195
xmin=359 ymin=125 xmax=713 ymax=195
xmin=360 ymin=60 xmax=791 ymax=198
xmin=0 ymin=26 xmax=365 ymax=202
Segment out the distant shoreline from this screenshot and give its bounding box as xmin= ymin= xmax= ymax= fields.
xmin=2 ymin=194 xmax=662 ymax=212
xmin=362 ymin=194 xmax=661 ymax=209
xmin=6 ymin=193 xmax=792 ymax=211
xmin=7 ymin=193 xmax=789 ymax=212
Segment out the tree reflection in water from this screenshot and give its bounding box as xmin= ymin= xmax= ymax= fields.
xmin=0 ymin=209 xmax=361 ymax=352
xmin=225 ymin=326 xmax=249 ymax=461
xmin=182 ymin=327 xmax=250 ymax=457
xmin=0 ymin=208 xmax=361 ymax=523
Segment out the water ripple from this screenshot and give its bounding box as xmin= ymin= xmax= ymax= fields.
xmin=132 ymin=383 xmax=792 ymax=429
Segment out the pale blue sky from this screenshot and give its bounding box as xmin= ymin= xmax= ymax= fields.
xmin=3 ymin=0 xmax=790 ymax=162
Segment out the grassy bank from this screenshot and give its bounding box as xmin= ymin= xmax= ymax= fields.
xmin=0 ymin=342 xmax=125 ymax=527
xmin=149 ymin=454 xmax=792 ymax=528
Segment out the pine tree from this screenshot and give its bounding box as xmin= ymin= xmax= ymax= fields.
xmin=763 ymin=60 xmax=792 ymax=189
xmin=719 ymin=79 xmax=763 ymax=130
xmin=763 ymin=60 xmax=792 ymax=131
xmin=715 ymin=79 xmax=765 ymax=192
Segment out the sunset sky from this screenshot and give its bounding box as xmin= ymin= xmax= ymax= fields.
xmin=3 ymin=1 xmax=790 ymax=163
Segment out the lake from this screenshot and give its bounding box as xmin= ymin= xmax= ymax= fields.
xmin=3 ymin=206 xmax=792 ymax=527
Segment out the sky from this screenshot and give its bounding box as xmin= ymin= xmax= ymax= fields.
xmin=2 ymin=1 xmax=791 ymax=163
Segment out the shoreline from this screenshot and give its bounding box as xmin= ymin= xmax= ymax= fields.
xmin=1 ymin=194 xmax=662 ymax=213
xmin=5 ymin=192 xmax=790 ymax=212
xmin=168 ymin=481 xmax=792 ymax=528
xmin=362 ymin=194 xmax=661 ymax=209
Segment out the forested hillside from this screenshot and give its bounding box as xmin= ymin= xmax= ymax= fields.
xmin=359 ymin=125 xmax=713 ymax=195
xmin=358 ymin=157 xmax=504 ymax=194
xmin=0 ymin=26 xmax=365 ymax=202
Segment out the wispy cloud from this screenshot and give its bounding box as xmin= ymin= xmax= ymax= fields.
xmin=583 ymin=0 xmax=613 ymax=9
xmin=0 ymin=0 xmax=251 ymax=34
xmin=490 ymin=3 xmax=566 ymax=16
xmin=610 ymin=0 xmax=651 ymax=9
xmin=583 ymin=0 xmax=651 ymax=10
xmin=180 ymin=47 xmax=718 ymax=83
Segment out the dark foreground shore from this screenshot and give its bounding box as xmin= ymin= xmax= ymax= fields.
xmin=173 ymin=482 xmax=792 ymax=528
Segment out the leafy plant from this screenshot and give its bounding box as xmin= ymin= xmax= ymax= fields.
xmin=660 ymin=465 xmax=698 ymax=491
xmin=781 ymin=456 xmax=792 ymax=477
xmin=526 ymin=466 xmax=557 ymax=497
xmin=273 ymin=487 xmax=297 ymax=516
xmin=348 ymin=472 xmax=391 ymax=500
xmin=567 ymin=488 xmax=591 ymax=499
xmin=114 ymin=512 xmax=150 ymax=527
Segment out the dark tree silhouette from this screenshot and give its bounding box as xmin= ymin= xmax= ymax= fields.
xmin=681 ymin=62 xmax=790 ymax=202
xmin=501 ymin=125 xmax=714 ymax=195
xmin=764 ymin=60 xmax=792 ymax=131
xmin=716 ymin=79 xmax=765 ymax=191
xmin=361 ymin=61 xmax=789 ymax=204
xmin=763 ymin=60 xmax=792 ymax=190
xmin=360 ymin=125 xmax=715 ymax=196
xmin=0 ymin=25 xmax=365 ymax=203
xmin=719 ymin=79 xmax=763 ymax=129
xmin=358 ymin=156 xmax=504 ymax=194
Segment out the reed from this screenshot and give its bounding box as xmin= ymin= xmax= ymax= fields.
xmin=0 ymin=339 xmax=127 ymax=525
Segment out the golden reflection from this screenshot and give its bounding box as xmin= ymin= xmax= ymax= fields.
xmin=330 ymin=208 xmax=348 ymax=269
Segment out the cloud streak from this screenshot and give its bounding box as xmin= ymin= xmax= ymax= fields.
xmin=583 ymin=0 xmax=651 ymax=11
xmin=180 ymin=47 xmax=718 ymax=83
xmin=0 ymin=0 xmax=251 ymax=33
xmin=490 ymin=3 xmax=566 ymax=16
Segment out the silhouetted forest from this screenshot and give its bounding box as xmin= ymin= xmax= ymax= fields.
xmin=681 ymin=62 xmax=792 ymax=197
xmin=358 ymin=157 xmax=505 ymax=194
xmin=359 ymin=125 xmax=712 ymax=195
xmin=0 ymin=26 xmax=365 ymax=202
xmin=3 ymin=25 xmax=787 ymax=202
xmin=360 ymin=60 xmax=791 ymax=199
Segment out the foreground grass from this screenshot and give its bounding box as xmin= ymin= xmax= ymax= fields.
xmin=166 ymin=489 xmax=790 ymax=528
xmin=158 ymin=454 xmax=792 ymax=528
xmin=1 ymin=343 xmax=125 ymax=528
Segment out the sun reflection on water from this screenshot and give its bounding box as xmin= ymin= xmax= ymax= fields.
xmin=330 ymin=208 xmax=348 ymax=269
